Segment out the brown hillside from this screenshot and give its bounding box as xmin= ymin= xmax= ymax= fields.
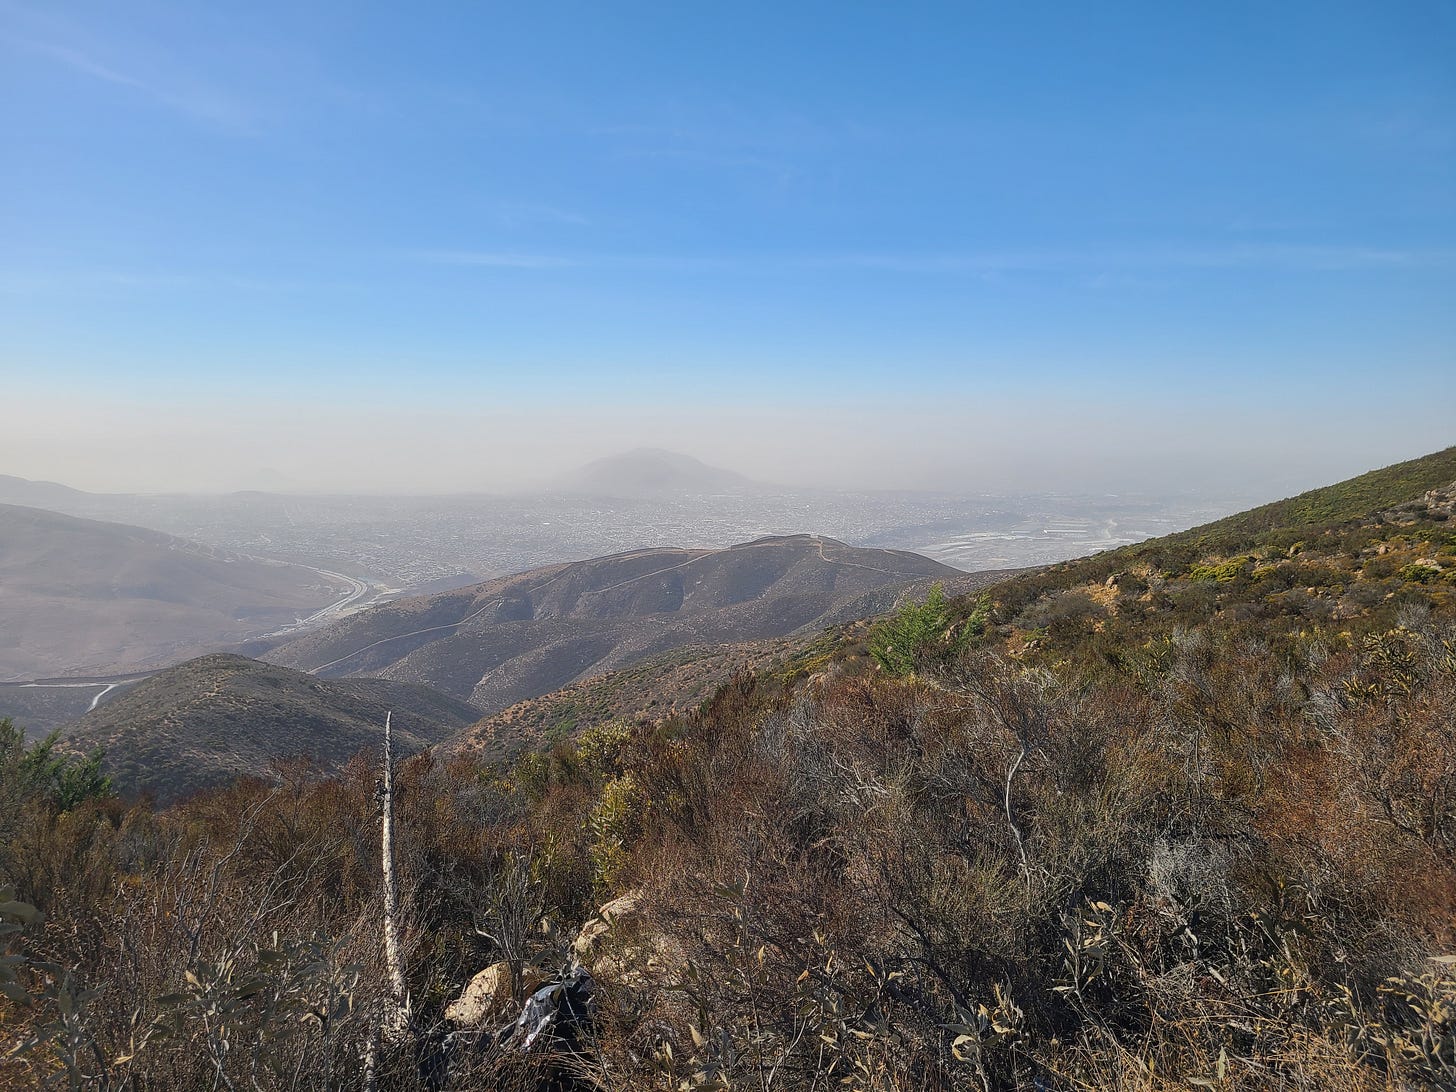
xmin=0 ymin=503 xmax=345 ymax=680
xmin=265 ymin=534 xmax=964 ymax=714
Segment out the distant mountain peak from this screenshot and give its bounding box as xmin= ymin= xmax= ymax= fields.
xmin=560 ymin=448 xmax=756 ymax=498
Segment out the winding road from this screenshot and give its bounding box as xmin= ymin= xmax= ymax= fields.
xmin=257 ymin=565 xmax=376 ymax=639
xmin=3 ymin=673 xmax=153 ymax=713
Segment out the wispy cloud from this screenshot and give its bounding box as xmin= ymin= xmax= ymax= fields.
xmin=805 ymin=245 xmax=1449 ymax=273
xmin=411 ymin=250 xmax=739 ymax=273
xmin=3 ymin=7 xmax=258 ymax=133
xmin=9 ymin=242 xmax=1437 ymax=301
xmin=23 ymin=39 xmax=144 ymax=88
xmin=0 ymin=267 xmax=361 ymax=296
xmin=588 ymin=106 xmax=845 ymax=188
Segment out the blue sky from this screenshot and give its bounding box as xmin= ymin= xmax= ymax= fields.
xmin=2 ymin=1 xmax=1453 ymax=491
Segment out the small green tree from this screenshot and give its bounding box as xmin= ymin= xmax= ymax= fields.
xmin=0 ymin=719 xmax=112 ymax=812
xmin=868 ymin=584 xmax=987 ymax=677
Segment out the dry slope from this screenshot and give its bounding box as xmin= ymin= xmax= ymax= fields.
xmin=265 ymin=534 xmax=961 ymax=714
xmin=0 ymin=503 xmax=346 ymax=679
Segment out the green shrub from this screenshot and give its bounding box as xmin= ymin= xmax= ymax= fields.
xmin=1398 ymin=561 xmax=1442 ymax=584
xmin=0 ymin=719 xmax=112 ymax=813
xmin=868 ymin=584 xmax=987 ymax=677
xmin=1188 ymin=556 xmax=1254 ymax=583
xmin=588 ymin=772 xmax=642 ymax=889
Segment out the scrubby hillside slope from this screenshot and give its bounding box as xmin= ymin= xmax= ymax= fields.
xmin=1170 ymin=444 xmax=1456 ymax=547
xmin=967 ymin=446 xmax=1456 ymax=674
xmin=467 ymin=445 xmax=1456 ymax=1088
xmin=446 ymin=638 xmax=801 ymax=764
xmin=4 ymin=449 xmax=1455 ymax=1090
xmin=448 ymin=566 xmax=1020 ymax=765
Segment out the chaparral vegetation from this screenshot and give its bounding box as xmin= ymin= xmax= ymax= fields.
xmin=3 ymin=449 xmax=1455 ymax=1090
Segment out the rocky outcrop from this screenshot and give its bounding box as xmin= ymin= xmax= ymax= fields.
xmin=444 ymin=958 xmax=555 ymax=1029
xmin=573 ymin=890 xmax=641 ymax=958
xmin=570 ymin=889 xmax=688 ymax=990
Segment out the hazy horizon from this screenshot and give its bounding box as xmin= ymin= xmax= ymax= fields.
xmin=6 ymin=393 xmax=1453 ymax=500
xmin=4 ymin=3 xmax=1453 ymax=499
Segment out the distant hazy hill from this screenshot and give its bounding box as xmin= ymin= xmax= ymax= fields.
xmin=559 ymin=448 xmax=756 ymax=498
xmin=61 ymin=654 xmax=481 ymax=803
xmin=0 ymin=503 xmax=345 ymax=680
xmin=266 ymin=535 xmax=960 ymax=714
xmin=0 ymin=474 xmax=92 ymax=510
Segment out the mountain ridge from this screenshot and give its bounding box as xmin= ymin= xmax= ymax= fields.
xmin=264 ymin=534 xmax=961 ymax=714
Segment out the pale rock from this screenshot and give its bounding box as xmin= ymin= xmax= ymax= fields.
xmin=445 ymin=962 xmax=513 ymax=1027
xmin=573 ymin=889 xmax=641 ymax=958
xmin=570 ymin=889 xmax=688 ymax=988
